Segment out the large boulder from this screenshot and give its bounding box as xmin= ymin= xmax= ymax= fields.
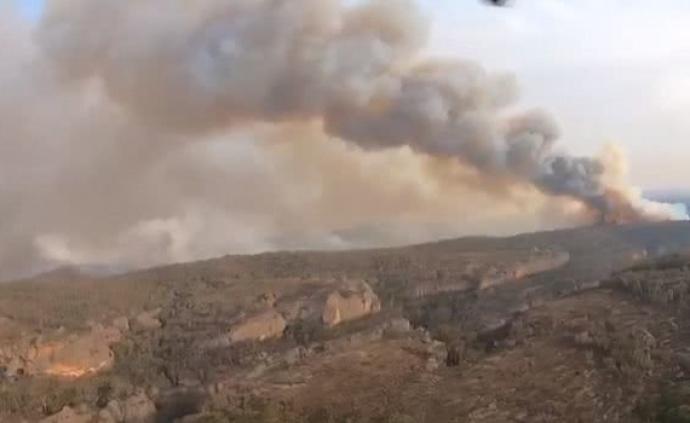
xmin=0 ymin=316 xmax=19 ymax=338
xmin=26 ymin=325 xmax=122 ymax=378
xmin=122 ymin=392 xmax=157 ymax=423
xmin=254 ymin=291 xmax=277 ymax=309
xmin=133 ymin=309 xmax=162 ymax=331
xmin=96 ymin=392 xmax=156 ymax=423
xmin=112 ymin=316 xmax=130 ymax=333
xmin=40 ymin=406 xmax=92 ymax=423
xmin=229 ymin=310 xmax=287 ymax=343
xmin=97 ymin=400 xmax=124 ymax=423
xmin=322 ymin=280 xmax=381 ymax=327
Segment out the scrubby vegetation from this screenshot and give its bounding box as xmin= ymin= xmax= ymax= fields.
xmin=5 ymin=223 xmax=690 ymax=421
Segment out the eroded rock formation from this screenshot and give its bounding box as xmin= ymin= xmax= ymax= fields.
xmin=229 ymin=310 xmax=287 ymax=343
xmin=322 ymin=280 xmax=381 ymax=327
xmin=0 ymin=325 xmax=122 ymax=379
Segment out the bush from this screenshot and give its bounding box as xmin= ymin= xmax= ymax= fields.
xmin=42 ymin=386 xmax=79 ymax=415
xmin=0 ymin=386 xmax=31 ymax=414
xmin=635 ymin=383 xmax=690 ymax=423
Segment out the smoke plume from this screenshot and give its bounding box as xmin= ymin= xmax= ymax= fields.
xmin=0 ymin=0 xmax=684 ymax=280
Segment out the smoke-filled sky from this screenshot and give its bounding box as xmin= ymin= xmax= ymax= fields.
xmin=1 ymin=0 xmax=688 ymax=280
xmin=12 ymin=0 xmax=690 ymax=189
xmin=423 ymin=0 xmax=690 ymax=190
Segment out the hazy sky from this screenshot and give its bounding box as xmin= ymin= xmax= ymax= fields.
xmin=422 ymin=0 xmax=690 ymax=190
xmin=14 ymin=0 xmax=42 ymax=20
xmin=1 ymin=0 xmax=687 ymax=277
xmin=11 ymin=0 xmax=690 ymax=189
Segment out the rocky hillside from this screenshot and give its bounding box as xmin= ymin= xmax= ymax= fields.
xmin=2 ymin=222 xmax=690 ymax=422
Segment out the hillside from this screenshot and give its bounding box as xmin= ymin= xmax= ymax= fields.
xmin=3 ymin=222 xmax=690 ymax=422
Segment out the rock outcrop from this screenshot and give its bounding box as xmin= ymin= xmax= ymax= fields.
xmin=0 ymin=316 xmax=19 ymax=338
xmin=121 ymin=391 xmax=157 ymax=423
xmin=97 ymin=400 xmax=124 ymax=423
xmin=40 ymin=406 xmax=92 ymax=423
xmin=322 ymin=280 xmax=381 ymax=327
xmin=480 ymin=250 xmax=570 ymax=289
xmin=29 ymin=325 xmax=122 ymax=378
xmin=255 ymin=291 xmax=278 ymax=309
xmin=112 ymin=316 xmax=130 ymax=333
xmin=229 ymin=310 xmax=287 ymax=343
xmin=133 ymin=309 xmax=162 ymax=330
xmin=0 ymin=325 xmax=122 ymax=379
xmin=39 ymin=392 xmax=156 ymax=423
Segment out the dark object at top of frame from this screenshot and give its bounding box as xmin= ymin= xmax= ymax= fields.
xmin=482 ymin=0 xmax=512 ymax=7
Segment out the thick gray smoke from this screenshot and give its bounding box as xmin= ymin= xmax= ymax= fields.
xmin=0 ymin=0 xmax=684 ymax=280
xmin=36 ymin=0 xmax=678 ymax=219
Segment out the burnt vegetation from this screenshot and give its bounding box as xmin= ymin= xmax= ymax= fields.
xmin=4 ymin=222 xmax=690 ymax=421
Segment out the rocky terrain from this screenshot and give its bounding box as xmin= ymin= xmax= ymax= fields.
xmin=3 ymin=222 xmax=690 ymax=422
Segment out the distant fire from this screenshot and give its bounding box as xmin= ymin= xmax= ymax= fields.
xmin=598 ymin=188 xmax=685 ymax=225
xmin=2 ymin=0 xmax=687 ymax=279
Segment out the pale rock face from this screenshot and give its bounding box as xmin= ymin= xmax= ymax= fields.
xmin=0 ymin=336 xmax=30 ymax=377
xmin=322 ymin=280 xmax=381 ymax=327
xmin=5 ymin=356 xmax=24 ymax=378
xmin=97 ymin=409 xmax=118 ymax=423
xmin=0 ymin=316 xmax=19 ymax=338
xmin=97 ymin=400 xmax=124 ymax=423
xmin=40 ymin=406 xmax=92 ymax=423
xmin=122 ymin=392 xmax=157 ymax=423
xmin=113 ymin=316 xmax=130 ymax=333
xmin=479 ymin=251 xmax=571 ymax=289
xmin=255 ymin=291 xmax=278 ymax=309
xmin=229 ymin=310 xmax=287 ymax=343
xmin=26 ymin=325 xmax=122 ymax=378
xmin=385 ymin=318 xmax=412 ymax=335
xmin=134 ymin=309 xmax=162 ymax=330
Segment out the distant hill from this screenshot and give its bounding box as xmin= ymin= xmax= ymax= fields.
xmin=3 ymin=221 xmax=690 ymax=422
xmin=646 ymin=189 xmax=690 ymax=211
